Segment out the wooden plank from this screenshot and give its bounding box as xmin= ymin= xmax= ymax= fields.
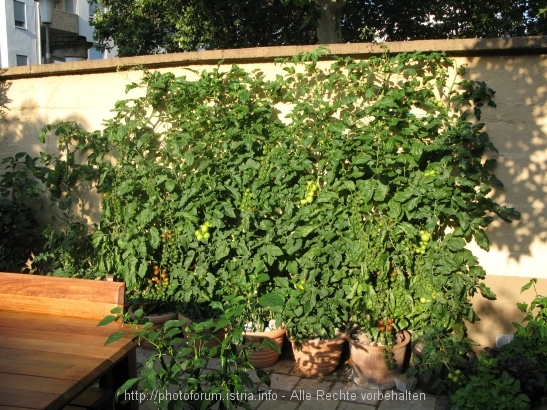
xmin=0 ymin=387 xmax=74 ymax=410
xmin=0 ymin=328 xmax=134 ymax=363
xmin=0 ymin=348 xmax=112 ymax=387
xmin=0 ymin=297 xmax=121 ymax=322
xmin=0 ymin=272 xmax=124 ymax=320
xmin=0 ymin=312 xmax=137 ymax=338
xmin=0 ymin=375 xmax=85 ymax=409
xmin=0 ymin=272 xmax=124 ymax=304
xmin=0 ymin=406 xmax=38 ymax=410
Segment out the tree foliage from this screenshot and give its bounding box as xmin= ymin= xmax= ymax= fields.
xmin=90 ymin=0 xmax=547 ymax=57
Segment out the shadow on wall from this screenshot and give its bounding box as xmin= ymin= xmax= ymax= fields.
xmin=461 ymin=50 xmax=547 ymax=264
xmin=0 ymin=76 xmax=11 ymax=120
xmin=0 ymin=91 xmax=99 ymax=228
xmin=460 ymin=42 xmax=547 ymax=348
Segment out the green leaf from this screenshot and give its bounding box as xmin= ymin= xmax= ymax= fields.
xmin=520 ymin=279 xmax=536 ymax=293
xmin=479 ymin=283 xmax=496 ymax=300
xmin=373 ymin=181 xmax=389 ymax=202
xmin=258 ymin=291 xmax=284 ymax=307
xmin=473 ymin=229 xmax=490 ymax=251
xmin=115 ymin=378 xmax=140 ymax=399
xmin=359 ymin=179 xmax=375 ymax=203
xmin=148 ymin=227 xmax=160 ymax=249
xmin=446 ymin=237 xmax=466 ymax=251
xmin=104 ymin=331 xmax=126 ymax=345
xmin=516 ymin=302 xmax=528 ymax=313
xmin=165 ymin=180 xmax=176 ymax=192
xmin=97 ymin=315 xmax=117 ymax=327
xmin=260 ymin=337 xmax=281 ymax=354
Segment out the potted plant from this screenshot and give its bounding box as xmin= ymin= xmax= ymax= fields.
xmin=228 ymin=262 xmax=286 ymax=369
xmin=275 ymin=270 xmax=350 ymax=377
xmin=406 ymin=325 xmax=477 ymax=394
xmin=99 ymin=303 xmax=276 ymax=410
xmin=126 ymin=265 xmax=178 ymax=349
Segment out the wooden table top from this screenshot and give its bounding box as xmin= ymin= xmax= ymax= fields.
xmin=0 ymin=311 xmax=136 ymax=410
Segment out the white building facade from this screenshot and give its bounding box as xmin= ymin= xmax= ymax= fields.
xmin=0 ymin=0 xmax=114 ymax=68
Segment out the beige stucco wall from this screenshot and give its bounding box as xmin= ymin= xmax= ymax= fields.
xmin=1 ymin=37 xmax=546 ymax=348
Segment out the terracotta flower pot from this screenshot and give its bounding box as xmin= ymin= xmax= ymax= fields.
xmin=128 ymin=307 xmax=177 ymax=349
xmin=243 ymin=327 xmax=285 ymax=369
xmin=178 ymin=313 xmax=225 ymax=355
xmin=291 ymin=333 xmax=346 ymax=377
xmin=347 ymin=329 xmax=411 ymax=389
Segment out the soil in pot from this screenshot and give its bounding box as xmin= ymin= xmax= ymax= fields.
xmin=348 ymin=330 xmax=411 ymax=389
xmin=291 ymin=333 xmax=347 ymax=377
xmin=243 ymin=327 xmax=286 ymax=369
xmin=128 ymin=307 xmax=177 ymax=349
xmin=178 ymin=313 xmax=225 ymax=355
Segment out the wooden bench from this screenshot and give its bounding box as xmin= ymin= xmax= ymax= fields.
xmin=0 ymin=272 xmax=137 ymax=410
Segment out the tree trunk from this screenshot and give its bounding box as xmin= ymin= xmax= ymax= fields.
xmin=315 ymin=0 xmax=348 ymax=43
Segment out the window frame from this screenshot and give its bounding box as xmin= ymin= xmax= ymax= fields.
xmin=14 ymin=0 xmax=26 ymax=29
xmin=16 ymin=54 xmax=28 ymax=66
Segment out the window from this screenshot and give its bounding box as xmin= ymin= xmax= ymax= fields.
xmin=55 ymin=0 xmax=74 ymax=13
xmin=89 ymin=46 xmax=105 ymax=60
xmin=14 ymin=0 xmax=25 ymax=28
xmin=89 ymin=1 xmax=100 ymax=19
xmin=16 ymin=54 xmax=28 ymax=66
xmin=64 ymin=0 xmax=73 ymax=13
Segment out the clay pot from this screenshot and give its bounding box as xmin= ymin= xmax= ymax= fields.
xmin=291 ymin=333 xmax=347 ymax=377
xmin=128 ymin=307 xmax=177 ymax=349
xmin=178 ymin=313 xmax=225 ymax=355
xmin=243 ymin=327 xmax=285 ymax=369
xmin=347 ymin=330 xmax=411 ymax=389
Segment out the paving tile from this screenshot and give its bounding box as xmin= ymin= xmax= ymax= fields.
xmin=329 ymin=381 xmax=382 ymax=406
xmin=266 ymin=359 xmax=297 ymax=375
xmin=434 ymin=397 xmax=448 ymax=410
xmin=256 ymin=399 xmax=300 ymax=410
xmin=268 ymin=373 xmax=302 ymax=391
xmin=294 ymin=377 xmax=335 ymax=395
xmin=136 ymin=346 xmax=156 ymax=367
xmin=298 ymin=399 xmax=343 ymax=410
xmin=337 ymin=401 xmax=376 ymax=410
xmin=377 ymin=389 xmax=436 ymax=410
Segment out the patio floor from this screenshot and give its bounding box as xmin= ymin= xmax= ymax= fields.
xmin=136 ymin=346 xmax=447 ymax=410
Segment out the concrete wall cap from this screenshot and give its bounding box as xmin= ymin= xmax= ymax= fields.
xmin=1 ymin=36 xmax=546 ymax=80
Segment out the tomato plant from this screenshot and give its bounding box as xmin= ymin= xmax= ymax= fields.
xmin=36 ymin=48 xmax=518 ymax=344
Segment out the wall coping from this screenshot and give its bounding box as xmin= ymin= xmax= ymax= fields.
xmin=2 ymin=36 xmax=546 ymax=80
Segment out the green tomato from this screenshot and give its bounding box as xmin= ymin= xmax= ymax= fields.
xmin=419 ymin=297 xmax=427 ymax=304
xmin=194 ymin=230 xmax=201 ymax=236
xmin=196 ymin=232 xmax=203 ymax=241
xmin=203 ymin=232 xmax=211 ymax=239
xmin=201 ymin=225 xmax=208 ymax=234
xmin=420 ymin=233 xmax=431 ymax=242
xmin=300 ymin=199 xmax=307 ymax=205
